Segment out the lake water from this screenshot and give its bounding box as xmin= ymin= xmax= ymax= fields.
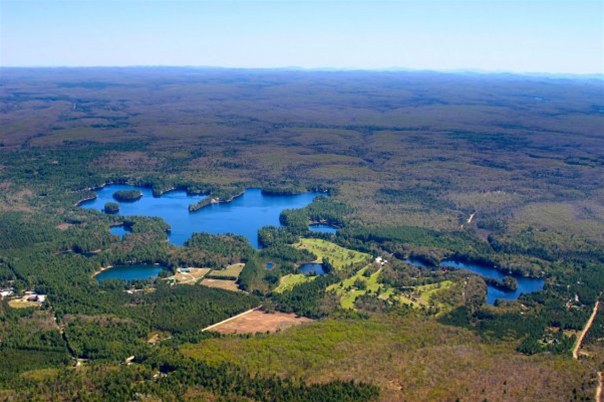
xmin=309 ymin=224 xmax=337 ymax=234
xmin=405 ymin=258 xmax=544 ymax=304
xmin=110 ymin=225 xmax=131 ymax=239
xmin=440 ymin=260 xmax=544 ymax=305
xmin=299 ymin=263 xmax=326 ymax=275
xmin=80 ymin=185 xmax=321 ymax=248
xmin=96 ymin=264 xmax=167 ymax=283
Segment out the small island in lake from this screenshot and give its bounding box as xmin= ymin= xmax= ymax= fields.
xmin=104 ymin=202 xmax=119 ymax=214
xmin=113 ymin=189 xmax=143 ymax=202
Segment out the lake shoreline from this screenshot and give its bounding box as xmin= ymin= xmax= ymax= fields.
xmin=188 ymin=191 xmax=244 ymax=213
xmin=92 ymin=265 xmax=114 ymax=278
xmin=76 ymin=182 xmax=195 ymax=207
xmin=80 ymin=185 xmax=322 ymax=248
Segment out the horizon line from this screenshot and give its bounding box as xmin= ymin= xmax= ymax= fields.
xmin=1 ymin=65 xmax=603 ymax=79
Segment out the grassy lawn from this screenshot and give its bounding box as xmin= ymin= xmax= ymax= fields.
xmin=394 ymin=281 xmax=454 ymax=311
xmin=273 ymin=274 xmax=316 ymax=293
xmin=328 ymin=265 xmax=381 ymax=309
xmin=207 ymin=263 xmax=245 ymax=278
xmin=328 ymin=266 xmax=454 ymax=310
xmin=8 ymin=299 xmax=40 ymax=309
xmin=294 ymin=238 xmax=371 ymax=271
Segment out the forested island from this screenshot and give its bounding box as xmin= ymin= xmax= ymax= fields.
xmin=112 ymin=190 xmax=143 ymax=202
xmin=0 ymin=68 xmax=602 ymax=401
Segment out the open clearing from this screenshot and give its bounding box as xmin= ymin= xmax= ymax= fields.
xmin=294 ymin=238 xmax=371 ymax=271
xmin=200 ymin=278 xmax=241 ymax=292
xmin=204 ymin=310 xmax=313 ymax=335
xmin=172 ymin=267 xmax=211 ymax=285
xmin=206 ymin=263 xmax=245 ymax=279
xmin=328 ymin=266 xmax=453 ymax=311
xmin=274 ymin=273 xmax=316 ymax=293
xmin=8 ymin=299 xmax=40 ymax=309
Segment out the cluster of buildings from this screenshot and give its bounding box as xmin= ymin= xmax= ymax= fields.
xmin=0 ymin=287 xmax=47 ymax=306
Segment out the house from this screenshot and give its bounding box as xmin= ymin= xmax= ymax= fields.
xmin=0 ymin=288 xmax=13 ymax=298
xmin=25 ymin=293 xmax=47 ymax=303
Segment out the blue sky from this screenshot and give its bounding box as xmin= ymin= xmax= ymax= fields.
xmin=1 ymin=1 xmax=602 ymax=74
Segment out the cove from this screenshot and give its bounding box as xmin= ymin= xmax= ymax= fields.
xmin=299 ymin=263 xmax=326 ymax=275
xmin=309 ymin=224 xmax=337 ymax=234
xmin=96 ymin=264 xmax=167 ymax=283
xmin=80 ymin=184 xmax=322 ymax=248
xmin=441 ymin=260 xmax=544 ymax=305
xmin=405 ymin=258 xmax=544 ymax=305
xmin=110 ymin=225 xmax=131 ymax=239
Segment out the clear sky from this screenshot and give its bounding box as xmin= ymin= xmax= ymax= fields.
xmin=1 ymin=1 xmax=602 ymax=74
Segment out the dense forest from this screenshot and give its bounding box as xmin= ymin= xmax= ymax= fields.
xmin=0 ymin=68 xmax=602 ymax=400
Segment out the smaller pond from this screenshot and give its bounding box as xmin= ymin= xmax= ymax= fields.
xmin=299 ymin=263 xmax=326 ymax=275
xmin=404 ymin=258 xmax=544 ymax=305
xmin=440 ymin=260 xmax=544 ymax=305
xmin=110 ymin=225 xmax=131 ymax=239
xmin=96 ymin=264 xmax=167 ymax=283
xmin=309 ymin=224 xmax=337 ymax=234
xmin=266 ymin=263 xmax=274 ymax=269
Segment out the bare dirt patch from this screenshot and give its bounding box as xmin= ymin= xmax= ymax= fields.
xmin=208 ymin=310 xmax=313 ymax=335
xmin=200 ymin=278 xmax=241 ymax=292
xmin=56 ymin=223 xmax=73 ymax=231
xmin=173 ymin=268 xmax=211 ymax=285
xmin=0 ymin=187 xmax=34 ymax=212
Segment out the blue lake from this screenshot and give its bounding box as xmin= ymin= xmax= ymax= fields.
xmin=96 ymin=264 xmax=167 ymax=283
xmin=405 ymin=258 xmax=544 ymax=304
xmin=110 ymin=225 xmax=131 ymax=239
xmin=309 ymin=224 xmax=337 ymax=234
xmin=80 ymin=184 xmax=322 ymax=248
xmin=299 ymin=263 xmax=326 ymax=275
xmin=440 ymin=260 xmax=544 ymax=305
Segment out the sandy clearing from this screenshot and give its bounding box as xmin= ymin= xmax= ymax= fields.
xmin=173 ymin=268 xmax=211 ymax=284
xmin=204 ymin=309 xmax=313 ymax=335
xmin=200 ymin=278 xmax=241 ymax=292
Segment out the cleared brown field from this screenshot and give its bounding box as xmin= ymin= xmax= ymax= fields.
xmin=200 ymin=278 xmax=241 ymax=292
xmin=207 ymin=310 xmax=313 ymax=335
xmin=207 ymin=263 xmax=245 ymax=279
xmin=173 ymin=267 xmax=211 ymax=285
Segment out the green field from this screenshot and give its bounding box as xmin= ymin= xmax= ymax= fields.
xmin=294 ymin=238 xmax=371 ymax=271
xmin=273 ymin=273 xmax=316 ymax=293
xmin=327 ymin=265 xmax=454 ymax=310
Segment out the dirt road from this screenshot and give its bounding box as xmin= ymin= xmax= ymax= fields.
xmin=573 ymin=300 xmax=600 ymax=359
